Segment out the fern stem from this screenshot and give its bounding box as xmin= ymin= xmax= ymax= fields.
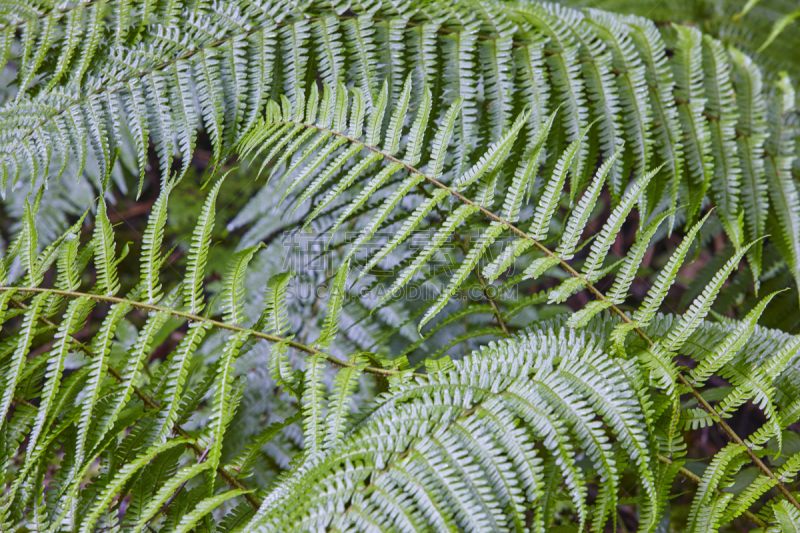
xmin=12 ymin=396 xmax=36 ymax=409
xmin=445 ymin=205 xmax=510 ymax=336
xmin=676 ymin=371 xmax=800 ymax=510
xmin=657 ymin=454 xmax=767 ymax=527
xmin=264 ymin=119 xmax=800 ymax=513
xmin=474 ymin=270 xmax=510 ymax=336
xmin=0 ymin=287 xmax=406 ymax=378
xmin=267 ymin=119 xmax=633 ymax=329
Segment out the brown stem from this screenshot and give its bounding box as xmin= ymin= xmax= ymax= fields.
xmin=657 ymin=454 xmax=766 ymax=527
xmin=12 ymin=396 xmax=36 ymax=409
xmin=1 ymin=287 xmax=405 ymax=377
xmin=474 ymin=270 xmax=510 ymax=336
xmin=447 ymin=217 xmax=510 ymax=337
xmin=678 ymin=372 xmax=800 ymax=510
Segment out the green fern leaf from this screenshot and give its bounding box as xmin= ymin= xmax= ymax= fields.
xmin=315 ymin=259 xmax=350 ymax=351
xmin=92 ymin=199 xmax=120 ymax=297
xmin=79 ymin=439 xmax=189 ymax=533
xmin=140 ymin=183 xmax=172 ymax=305
xmin=185 ymin=174 xmax=226 ymax=315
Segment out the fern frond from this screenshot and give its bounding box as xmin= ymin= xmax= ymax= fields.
xmin=505 ymin=2 xmax=590 ymax=181
xmin=324 ymin=355 xmax=366 ymax=448
xmin=0 ymin=292 xmax=47 ymax=432
xmin=184 ymin=174 xmax=226 ymax=315
xmin=79 ymin=439 xmax=190 ymax=533
xmin=140 ymin=183 xmax=171 ymax=305
xmin=689 ymin=292 xmax=777 ymax=387
xmin=246 ymin=326 xmax=658 ymax=531
xmin=315 ymin=259 xmax=349 ymax=351
xmin=220 ymin=245 xmax=263 ymax=327
xmin=730 ymin=47 xmax=769 ymax=286
xmin=582 ymin=163 xmax=655 ymax=279
xmin=672 ymin=24 xmax=712 ymax=225
xmin=765 ymin=72 xmax=800 ymax=303
xmin=208 ymin=330 xmax=250 ymax=471
xmin=172 ymin=490 xmax=252 ymax=533
xmin=92 ymin=199 xmax=120 ymax=297
xmin=631 ymin=211 xmax=712 ymax=328
xmin=149 ymin=320 xmax=212 ymax=445
xmin=302 ymin=354 xmax=327 ymax=457
xmin=702 ymin=35 xmax=742 ymax=249
xmin=1 ymin=2 xmax=800 ymax=529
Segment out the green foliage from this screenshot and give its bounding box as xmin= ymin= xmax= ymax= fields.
xmin=0 ymin=0 xmax=799 ymax=531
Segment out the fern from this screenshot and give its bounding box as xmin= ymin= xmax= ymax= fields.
xmin=0 ymin=0 xmax=798 ymax=292
xmin=0 ymin=0 xmax=799 ymax=531
xmin=0 ymin=109 xmax=795 ymax=530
